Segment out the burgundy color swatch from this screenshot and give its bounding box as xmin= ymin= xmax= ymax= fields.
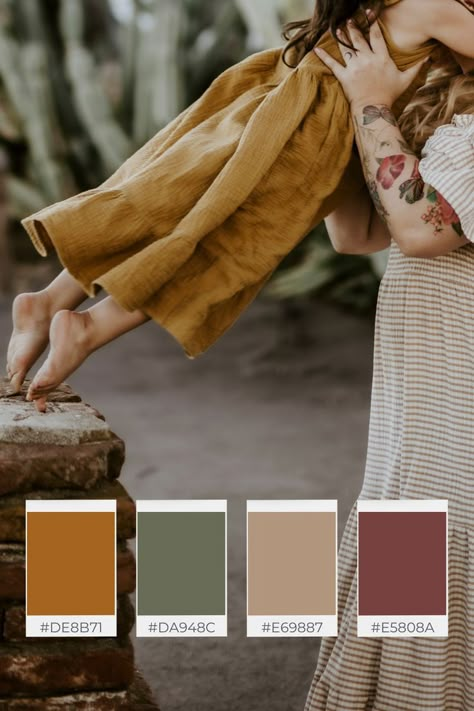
xmin=358 ymin=511 xmax=447 ymax=616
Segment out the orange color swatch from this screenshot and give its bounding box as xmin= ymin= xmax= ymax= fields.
xmin=27 ymin=511 xmax=116 ymax=616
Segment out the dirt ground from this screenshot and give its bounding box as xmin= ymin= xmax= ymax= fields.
xmin=0 ymin=291 xmax=377 ymax=711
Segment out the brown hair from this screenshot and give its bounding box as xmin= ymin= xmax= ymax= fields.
xmin=399 ymin=44 xmax=474 ymax=154
xmin=282 ymin=0 xmax=385 ymax=68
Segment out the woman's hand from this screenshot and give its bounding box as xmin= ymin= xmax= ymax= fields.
xmin=314 ymin=18 xmax=428 ymax=111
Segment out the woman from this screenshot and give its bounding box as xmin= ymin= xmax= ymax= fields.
xmin=304 ymin=15 xmax=474 ymax=710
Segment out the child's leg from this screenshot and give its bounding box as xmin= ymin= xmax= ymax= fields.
xmin=26 ymin=296 xmax=150 ymax=412
xmin=7 ymin=269 xmax=90 ymax=392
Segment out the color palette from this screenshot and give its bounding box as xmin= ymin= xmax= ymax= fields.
xmin=26 ymin=500 xmax=116 ymax=637
xmin=247 ymin=500 xmax=338 ymax=637
xmin=136 ymin=500 xmax=227 ymax=637
xmin=357 ymin=499 xmax=448 ymax=637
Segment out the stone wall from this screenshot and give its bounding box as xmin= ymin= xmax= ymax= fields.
xmin=0 ymin=378 xmax=159 ymax=710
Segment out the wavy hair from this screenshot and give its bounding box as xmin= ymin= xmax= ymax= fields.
xmin=282 ymin=3 xmax=474 ymax=150
xmin=398 ymin=45 xmax=474 ymax=154
xmin=282 ymin=0 xmax=385 ymax=68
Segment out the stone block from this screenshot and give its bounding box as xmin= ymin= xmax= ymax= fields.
xmin=0 ymin=690 xmax=130 ymax=710
xmin=127 ymin=668 xmax=161 ymax=710
xmin=0 ymin=438 xmax=125 ymax=496
xmin=0 ymin=480 xmax=136 ymax=543
xmin=0 ymin=544 xmax=136 ymax=601
xmin=0 ymin=668 xmax=161 ymax=710
xmin=0 ymin=378 xmax=81 ymax=403
xmin=0 ymin=400 xmax=112 ymax=446
xmin=3 ymin=595 xmax=135 ymax=642
xmin=0 ymin=639 xmax=134 ymax=696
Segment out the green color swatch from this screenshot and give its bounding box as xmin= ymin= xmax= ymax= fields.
xmin=137 ymin=511 xmax=226 ymax=615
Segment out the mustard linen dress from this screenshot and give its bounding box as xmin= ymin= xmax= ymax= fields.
xmin=304 ymin=114 xmax=474 ymax=710
xmin=20 ymin=2 xmax=436 ymax=358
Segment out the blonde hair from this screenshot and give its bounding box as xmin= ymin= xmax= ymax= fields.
xmin=399 ymin=45 xmax=474 ymax=155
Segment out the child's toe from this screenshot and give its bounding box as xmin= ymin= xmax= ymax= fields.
xmin=10 ymin=370 xmax=25 ymax=392
xmin=34 ymin=395 xmax=48 ymax=413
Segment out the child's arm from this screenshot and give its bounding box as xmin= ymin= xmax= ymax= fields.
xmin=425 ymin=0 xmax=474 ymax=59
xmin=324 ymin=150 xmax=392 ymax=255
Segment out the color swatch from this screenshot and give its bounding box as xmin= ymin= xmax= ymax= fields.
xmin=26 ymin=500 xmax=116 ymax=637
xmin=247 ymin=500 xmax=338 ymax=637
xmin=357 ymin=499 xmax=448 ymax=637
xmin=136 ymin=500 xmax=227 ymax=637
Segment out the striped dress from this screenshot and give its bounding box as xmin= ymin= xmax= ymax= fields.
xmin=304 ymin=113 xmax=474 ymax=710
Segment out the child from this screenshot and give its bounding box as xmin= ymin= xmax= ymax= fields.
xmin=7 ymin=0 xmax=474 ymax=412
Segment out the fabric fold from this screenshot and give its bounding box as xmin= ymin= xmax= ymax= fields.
xmin=21 ymin=10 xmax=437 ymax=358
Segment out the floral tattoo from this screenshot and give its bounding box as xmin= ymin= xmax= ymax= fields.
xmin=367 ymin=179 xmax=390 ymax=221
xmin=353 ymin=104 xmax=465 ymax=238
xmin=422 ymin=185 xmax=464 ymax=236
xmin=376 ymin=154 xmax=406 ymax=189
xmin=397 ymin=161 xmax=463 ymax=235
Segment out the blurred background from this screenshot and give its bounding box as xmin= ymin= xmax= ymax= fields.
xmin=0 ymin=0 xmax=388 ymax=305
xmin=0 ymin=1 xmax=387 ymax=709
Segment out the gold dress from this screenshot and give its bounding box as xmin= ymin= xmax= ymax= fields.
xmin=21 ymin=2 xmax=436 ymax=358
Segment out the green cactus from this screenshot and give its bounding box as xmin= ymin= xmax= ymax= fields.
xmin=0 ymin=0 xmax=384 ymax=308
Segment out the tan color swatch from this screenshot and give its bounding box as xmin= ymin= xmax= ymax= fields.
xmin=27 ymin=511 xmax=115 ymax=615
xmin=248 ymin=511 xmax=336 ymax=615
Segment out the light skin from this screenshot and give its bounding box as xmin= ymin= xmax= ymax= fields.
xmin=357 ymin=0 xmax=474 ymax=59
xmin=422 ymin=0 xmax=474 ymax=58
xmin=6 ymin=0 xmax=474 ymax=412
xmin=6 ymin=277 xmax=149 ymax=412
xmin=315 ymin=12 xmax=474 ymax=258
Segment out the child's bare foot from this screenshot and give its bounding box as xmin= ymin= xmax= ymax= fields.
xmin=26 ymin=309 xmax=95 ymax=413
xmin=6 ymin=291 xmax=53 ymax=393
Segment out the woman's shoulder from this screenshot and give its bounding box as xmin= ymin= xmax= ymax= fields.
xmin=422 ymin=113 xmax=474 ymax=155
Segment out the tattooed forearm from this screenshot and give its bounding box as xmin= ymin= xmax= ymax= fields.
xmin=362 ymin=104 xmax=397 ymax=127
xmin=352 ymin=104 xmax=395 ymax=225
xmin=351 ymin=103 xmax=465 ymax=240
xmin=397 ymin=138 xmax=416 ymax=156
xmin=383 ymin=157 xmax=463 ymax=235
xmin=399 ymin=161 xmax=424 ymax=203
xmin=367 ymin=179 xmax=390 ymax=222
xmin=422 ymin=183 xmax=464 ymax=236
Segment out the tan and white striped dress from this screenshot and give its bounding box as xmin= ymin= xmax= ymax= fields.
xmin=304 ymin=113 xmax=474 ymax=710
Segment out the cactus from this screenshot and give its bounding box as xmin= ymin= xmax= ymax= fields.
xmin=150 ymin=0 xmax=186 ymax=130
xmin=0 ymin=9 xmax=70 ymax=205
xmin=233 ymin=0 xmax=284 ymax=49
xmin=60 ymin=0 xmax=133 ymax=173
xmin=0 ymin=0 xmax=384 ymax=304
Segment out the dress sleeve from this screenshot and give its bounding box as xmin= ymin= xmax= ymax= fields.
xmin=418 ymin=113 xmax=474 ymax=242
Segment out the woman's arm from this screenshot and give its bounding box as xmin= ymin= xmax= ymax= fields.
xmin=350 ymin=100 xmax=470 ymax=257
xmin=315 ymin=19 xmax=471 ymax=258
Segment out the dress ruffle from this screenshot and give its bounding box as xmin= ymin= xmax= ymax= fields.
xmin=418 ymin=113 xmax=474 ymax=243
xmin=305 ymin=501 xmax=474 ymax=711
